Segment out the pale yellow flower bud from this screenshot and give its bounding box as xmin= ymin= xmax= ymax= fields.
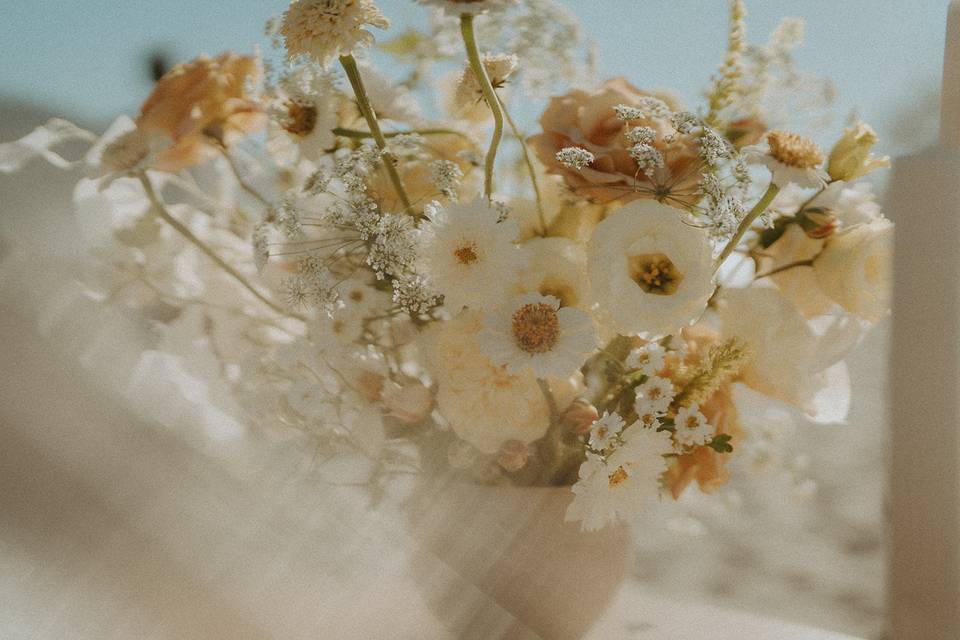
xmin=827 ymin=121 xmax=891 ymax=182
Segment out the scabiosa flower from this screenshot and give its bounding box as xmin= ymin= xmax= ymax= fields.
xmin=672 ymin=403 xmax=714 ymax=448
xmin=625 ymin=342 xmax=666 ymax=377
xmin=417 ymin=0 xmax=518 ymax=16
xmin=635 ymin=375 xmax=675 ymax=416
xmin=587 ymin=200 xmax=715 ymax=337
xmin=418 ymin=199 xmax=521 ymax=311
xmin=478 ymin=293 xmax=598 ymax=378
xmin=748 ymin=130 xmax=829 ymax=189
xmin=588 ymin=411 xmax=625 ymax=451
xmin=280 ymin=0 xmax=391 ymax=66
xmin=453 ymin=52 xmax=518 ymax=118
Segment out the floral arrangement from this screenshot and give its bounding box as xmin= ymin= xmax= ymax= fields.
xmin=1 ymin=0 xmax=892 ymax=531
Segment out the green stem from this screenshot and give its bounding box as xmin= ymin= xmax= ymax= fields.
xmin=714 ymin=182 xmax=780 ymax=271
xmin=755 ymin=258 xmax=815 ymax=279
xmin=460 ymin=14 xmax=504 ymax=201
xmin=498 ymin=91 xmax=547 ymax=234
xmin=332 ymin=127 xmax=468 ymax=140
xmin=137 ymin=172 xmax=305 ymax=322
xmin=338 ymin=54 xmax=414 ymax=216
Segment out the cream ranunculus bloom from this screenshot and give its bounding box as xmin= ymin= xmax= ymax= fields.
xmin=424 ymin=309 xmax=552 ymax=454
xmin=813 ymin=218 xmax=893 ymax=323
xmin=587 ymin=200 xmax=715 ymax=337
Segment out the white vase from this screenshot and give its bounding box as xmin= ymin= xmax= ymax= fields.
xmin=407 ymin=478 xmax=632 ymax=639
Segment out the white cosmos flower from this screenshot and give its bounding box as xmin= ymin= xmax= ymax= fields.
xmin=478 ymin=293 xmax=598 ymax=378
xmin=419 ymin=199 xmax=521 ymax=311
xmin=588 ymin=411 xmax=625 ymax=452
xmin=587 ymin=200 xmax=715 ymax=337
xmin=672 ymin=403 xmax=714 ymax=447
xmin=266 ymin=65 xmax=338 ymax=163
xmin=566 ymin=423 xmax=673 ymax=531
xmin=625 ymin=342 xmax=666 ymax=377
xmin=515 ymin=236 xmax=591 ymax=312
xmin=746 ymin=130 xmax=829 ymax=189
xmin=634 ymin=375 xmax=674 ymax=416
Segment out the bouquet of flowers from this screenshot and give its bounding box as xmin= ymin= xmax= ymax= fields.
xmin=1 ymin=0 xmax=892 ymax=531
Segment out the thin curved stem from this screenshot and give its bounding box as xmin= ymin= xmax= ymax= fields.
xmin=714 ymin=182 xmax=780 ymax=271
xmin=220 ymin=149 xmax=272 ymax=207
xmin=498 ymin=91 xmax=547 ymax=234
xmin=338 ymin=54 xmax=414 ymax=216
xmin=754 ymin=257 xmax=815 ymax=279
xmin=460 ymin=14 xmax=504 ymax=201
xmin=137 ymin=172 xmax=305 ymax=323
xmin=332 ymin=127 xmax=468 ymax=140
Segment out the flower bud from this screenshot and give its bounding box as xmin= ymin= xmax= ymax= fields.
xmin=381 ymin=381 xmax=433 ymax=425
xmin=827 ymin=121 xmax=890 ymax=182
xmin=497 ymin=440 xmax=530 ymax=473
xmin=561 ymin=399 xmax=600 ymax=435
xmin=797 ymin=207 xmax=839 ymax=239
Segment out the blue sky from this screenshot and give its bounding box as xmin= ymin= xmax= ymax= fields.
xmin=0 ymin=1 xmax=948 ymax=153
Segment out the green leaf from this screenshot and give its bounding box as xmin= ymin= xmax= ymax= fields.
xmin=707 ymin=433 xmax=734 ymax=453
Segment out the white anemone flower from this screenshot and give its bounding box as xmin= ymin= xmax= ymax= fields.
xmin=587 ymin=200 xmax=715 ymax=337
xmin=747 ymin=130 xmax=829 ymax=189
xmin=418 ymin=199 xmax=520 ymax=311
xmin=478 ymin=293 xmax=598 ymax=378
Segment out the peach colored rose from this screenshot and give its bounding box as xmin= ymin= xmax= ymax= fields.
xmin=662 ymin=325 xmax=744 ymax=499
xmin=529 ymin=78 xmax=703 ymax=206
xmin=137 ymin=52 xmax=264 ymax=172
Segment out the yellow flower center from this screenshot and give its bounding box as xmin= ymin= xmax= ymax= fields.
xmin=685 ymin=416 xmax=700 ymax=429
xmin=511 ymin=302 xmax=561 ymax=354
xmin=283 ymin=100 xmax=318 ymax=137
xmin=629 ymin=253 xmax=683 ymax=295
xmin=453 ymin=242 xmax=479 ymax=265
xmin=766 ymin=131 xmax=824 ymax=169
xmin=608 ymin=465 xmax=629 ymax=488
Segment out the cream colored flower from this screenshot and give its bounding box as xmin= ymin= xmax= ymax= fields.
xmin=673 ymin=403 xmax=714 ymax=448
xmin=515 ymin=236 xmax=591 ymax=312
xmin=813 ymin=218 xmax=893 ymax=323
xmin=452 ymin=53 xmax=518 ymax=121
xmin=381 ymin=381 xmax=433 ymax=424
xmin=418 ymin=199 xmax=521 ymax=311
xmin=266 ymin=65 xmax=338 ymax=163
xmin=417 ymin=0 xmax=518 ymax=16
xmin=280 ymin=0 xmax=390 ymax=66
xmin=478 ymin=293 xmax=598 ymax=378
xmin=424 ymin=309 xmax=552 ymax=454
xmin=815 ymin=180 xmax=883 ymax=228
xmin=827 ymin=121 xmax=890 ymax=182
xmin=587 ymin=200 xmax=715 ymax=337
xmin=748 ymin=130 xmax=828 ymax=189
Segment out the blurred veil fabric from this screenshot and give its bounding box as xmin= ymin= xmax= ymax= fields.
xmin=0 ymin=105 xmax=879 ymax=639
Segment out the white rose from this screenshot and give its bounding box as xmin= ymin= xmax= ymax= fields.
xmin=813 ymin=218 xmax=893 ymax=323
xmin=587 ymin=200 xmax=715 ymax=337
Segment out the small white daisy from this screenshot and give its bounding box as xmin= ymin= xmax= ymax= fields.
xmin=588 ymin=411 xmax=625 ymax=451
xmin=635 ymin=375 xmax=675 ymax=416
xmin=625 ymin=342 xmax=667 ymax=377
xmin=418 ymin=199 xmax=520 ymax=311
xmin=673 ymin=403 xmax=715 ymax=448
xmin=266 ymin=65 xmax=338 ymax=163
xmin=746 ymin=130 xmax=829 ymax=189
xmin=478 ymin=293 xmax=599 ymax=378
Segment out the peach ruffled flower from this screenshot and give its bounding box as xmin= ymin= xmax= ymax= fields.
xmin=137 ymin=52 xmax=265 ymax=173
xmin=662 ymin=325 xmax=745 ymax=499
xmin=529 ymin=78 xmax=703 ymax=206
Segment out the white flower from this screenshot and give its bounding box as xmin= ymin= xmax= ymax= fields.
xmin=418 ymin=0 xmax=518 ymax=16
xmin=588 ymin=411 xmax=625 ymax=451
xmin=814 ymin=180 xmax=882 ymax=228
xmin=625 ymin=342 xmax=666 ymax=377
xmin=587 ymin=200 xmax=715 ymax=337
xmin=672 ymin=403 xmax=714 ymax=447
xmin=566 ymin=423 xmax=672 ymax=531
xmin=280 ymin=0 xmax=390 ymax=66
xmin=634 ymin=375 xmax=674 ymax=416
xmin=747 ymin=130 xmax=828 ymax=189
xmin=424 ymin=310 xmax=551 ymax=454
xmin=555 ymin=147 xmax=595 ymax=170
xmin=418 ymin=199 xmax=521 ymax=311
xmin=266 ymin=65 xmax=338 ymax=163
xmin=515 ymin=236 xmax=591 ymax=312
xmin=314 ymin=276 xmax=392 ymax=344
xmin=813 ymin=218 xmax=892 ymax=323
xmin=453 ymin=53 xmax=518 ymax=118
xmin=478 ymin=293 xmax=598 ymax=378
